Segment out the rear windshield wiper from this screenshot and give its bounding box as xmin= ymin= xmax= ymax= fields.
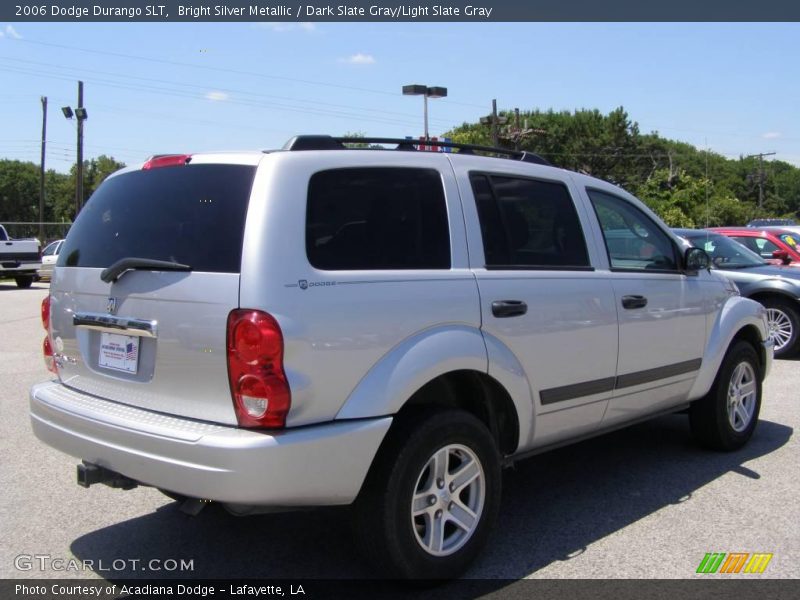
xmin=100 ymin=257 xmax=192 ymax=283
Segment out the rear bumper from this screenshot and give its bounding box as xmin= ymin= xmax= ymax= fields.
xmin=30 ymin=381 xmax=391 ymax=506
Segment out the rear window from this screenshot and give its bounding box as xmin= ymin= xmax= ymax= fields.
xmin=306 ymin=167 xmax=450 ymax=270
xmin=58 ymin=164 xmax=255 ymax=273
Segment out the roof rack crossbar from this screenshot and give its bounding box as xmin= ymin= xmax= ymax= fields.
xmin=281 ymin=135 xmax=550 ymax=166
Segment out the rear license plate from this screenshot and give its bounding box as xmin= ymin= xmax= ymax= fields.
xmin=99 ymin=332 xmax=140 ymax=374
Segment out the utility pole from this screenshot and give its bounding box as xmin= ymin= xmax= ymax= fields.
xmin=499 ymin=108 xmax=547 ymax=149
xmin=39 ymin=96 xmax=47 ymax=244
xmin=76 ymin=80 xmax=84 ymax=215
xmin=61 ymin=82 xmax=88 ymax=217
xmin=480 ymin=99 xmax=507 ymax=147
xmin=746 ymin=152 xmax=776 ymax=209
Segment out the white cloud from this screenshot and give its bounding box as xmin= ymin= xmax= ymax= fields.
xmin=205 ymin=91 xmax=229 ymax=102
xmin=340 ymin=53 xmax=376 ymax=65
xmin=254 ymin=22 xmax=316 ymax=33
xmin=1 ymin=25 xmax=22 ymax=39
xmin=762 ymin=132 xmax=782 ymax=139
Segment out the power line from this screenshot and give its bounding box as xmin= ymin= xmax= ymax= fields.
xmin=0 ymin=55 xmax=456 ymax=127
xmin=10 ymin=37 xmax=488 ymax=110
xmin=0 ymin=63 xmax=448 ymax=130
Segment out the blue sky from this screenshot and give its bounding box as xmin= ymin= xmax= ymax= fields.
xmin=1 ymin=22 xmax=798 ymax=171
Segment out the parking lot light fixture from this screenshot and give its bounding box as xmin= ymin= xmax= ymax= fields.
xmin=402 ymin=84 xmax=448 ymax=141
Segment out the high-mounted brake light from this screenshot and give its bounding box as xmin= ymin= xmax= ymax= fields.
xmin=226 ymin=309 xmax=291 ymax=429
xmin=142 ymin=154 xmax=192 ymax=170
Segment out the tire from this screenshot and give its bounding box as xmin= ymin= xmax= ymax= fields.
xmin=761 ymin=297 xmax=799 ymax=358
xmin=15 ymin=275 xmax=34 ymax=289
xmin=690 ymin=341 xmax=762 ymax=451
xmin=352 ymin=409 xmax=501 ymax=580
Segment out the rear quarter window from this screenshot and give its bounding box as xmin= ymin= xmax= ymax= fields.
xmin=58 ymin=164 xmax=255 ymax=273
xmin=306 ymin=167 xmax=450 ymax=270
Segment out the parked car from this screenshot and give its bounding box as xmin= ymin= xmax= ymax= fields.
xmin=676 ymin=228 xmax=800 ymax=358
xmin=708 ymin=227 xmax=800 ymax=266
xmin=0 ymin=224 xmax=41 ymax=288
xmin=38 ymin=239 xmax=65 ymax=282
xmin=764 ymin=224 xmax=800 ymax=237
xmin=31 ymin=137 xmax=772 ymax=580
xmin=747 ymin=218 xmax=797 ymax=227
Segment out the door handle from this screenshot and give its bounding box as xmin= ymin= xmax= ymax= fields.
xmin=491 ymin=300 xmax=528 ymax=318
xmin=621 ymin=295 xmax=648 ymax=309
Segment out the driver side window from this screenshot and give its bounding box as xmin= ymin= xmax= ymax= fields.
xmin=588 ymin=189 xmax=678 ymax=272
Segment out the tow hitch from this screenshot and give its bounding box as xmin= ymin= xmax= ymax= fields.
xmin=77 ymin=462 xmax=138 ymax=490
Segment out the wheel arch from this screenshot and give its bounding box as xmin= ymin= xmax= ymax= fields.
xmin=687 ymin=296 xmax=770 ymax=401
xmin=335 ymin=324 xmax=526 ymax=456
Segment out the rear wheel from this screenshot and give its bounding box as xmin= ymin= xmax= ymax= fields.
xmin=353 ymin=409 xmax=501 ymax=580
xmin=690 ymin=341 xmax=761 ymax=451
xmin=15 ymin=275 xmax=34 ymax=288
xmin=762 ymin=297 xmax=799 ymax=358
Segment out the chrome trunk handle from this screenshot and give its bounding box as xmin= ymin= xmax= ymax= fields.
xmin=73 ymin=312 xmax=158 ymax=338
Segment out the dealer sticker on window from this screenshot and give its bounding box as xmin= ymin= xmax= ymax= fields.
xmin=99 ymin=332 xmax=140 ymax=374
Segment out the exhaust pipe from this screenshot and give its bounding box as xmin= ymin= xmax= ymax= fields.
xmin=77 ymin=462 xmax=138 ymax=490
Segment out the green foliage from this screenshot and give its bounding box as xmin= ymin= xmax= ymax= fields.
xmin=0 ymin=156 xmax=126 ymax=229
xmin=0 ymin=160 xmax=40 ymax=222
xmin=446 ymin=107 xmax=800 ymax=226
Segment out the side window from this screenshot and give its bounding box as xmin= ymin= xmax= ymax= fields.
xmin=470 ymin=173 xmax=590 ymax=269
xmin=588 ymin=189 xmax=678 ymax=272
xmin=730 ymin=236 xmax=764 ymax=256
xmin=306 ymin=167 xmax=450 ymax=270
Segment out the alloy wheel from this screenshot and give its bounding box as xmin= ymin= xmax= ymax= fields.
xmin=411 ymin=444 xmax=485 ymax=557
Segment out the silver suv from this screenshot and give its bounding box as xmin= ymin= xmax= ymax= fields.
xmin=31 ymin=136 xmax=772 ymax=579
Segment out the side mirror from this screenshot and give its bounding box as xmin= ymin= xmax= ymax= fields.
xmin=685 ymin=247 xmax=711 ymax=272
xmin=772 ymin=249 xmax=791 ymax=265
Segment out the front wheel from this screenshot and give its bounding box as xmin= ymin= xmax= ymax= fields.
xmin=353 ymin=409 xmax=501 ymax=580
xmin=762 ymin=297 xmax=799 ymax=358
xmin=690 ymin=341 xmax=762 ymax=451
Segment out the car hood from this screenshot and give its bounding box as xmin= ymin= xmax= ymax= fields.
xmin=714 ymin=263 xmax=800 ymax=286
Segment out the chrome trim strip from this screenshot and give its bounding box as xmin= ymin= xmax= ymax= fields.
xmin=73 ymin=312 xmax=158 ymax=338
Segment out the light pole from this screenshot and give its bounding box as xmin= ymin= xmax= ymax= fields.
xmin=62 ymin=80 xmax=88 ymax=216
xmin=402 ymin=84 xmax=447 ymax=141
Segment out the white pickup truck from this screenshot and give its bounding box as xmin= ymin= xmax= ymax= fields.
xmin=0 ymin=224 xmax=41 ymax=288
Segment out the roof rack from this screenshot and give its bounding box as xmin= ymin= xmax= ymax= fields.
xmin=281 ymin=135 xmax=551 ymax=166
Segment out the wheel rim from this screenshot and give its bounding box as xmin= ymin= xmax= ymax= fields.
xmin=410 ymin=443 xmax=485 ymax=557
xmin=727 ymin=361 xmax=757 ymax=433
xmin=766 ymin=307 xmax=793 ymax=352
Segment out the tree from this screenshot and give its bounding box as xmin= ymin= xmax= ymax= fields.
xmin=444 ymin=106 xmax=800 ymax=225
xmin=0 ymin=160 xmax=40 ymax=223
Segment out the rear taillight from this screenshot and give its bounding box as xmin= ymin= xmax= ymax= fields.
xmin=142 ymin=154 xmax=192 ymax=170
xmin=41 ymin=295 xmax=57 ymax=374
xmin=226 ymin=309 xmax=291 ymax=429
xmin=41 ymin=295 xmax=51 ymax=331
xmin=43 ymin=336 xmax=57 ymax=374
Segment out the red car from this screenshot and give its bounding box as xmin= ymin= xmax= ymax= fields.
xmin=708 ymin=227 xmax=800 ymax=266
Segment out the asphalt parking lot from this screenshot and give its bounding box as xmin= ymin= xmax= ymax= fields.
xmin=1 ymin=282 xmax=797 ymax=583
